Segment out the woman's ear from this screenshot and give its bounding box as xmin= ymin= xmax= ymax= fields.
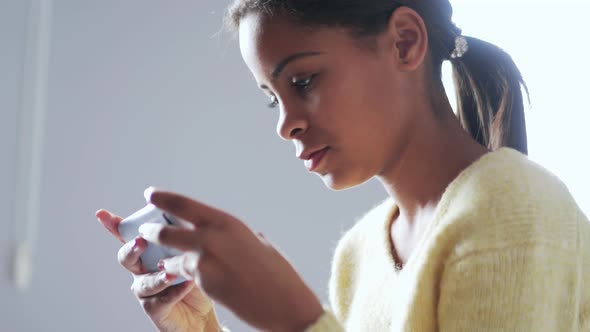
xmin=386 ymin=6 xmax=429 ymax=71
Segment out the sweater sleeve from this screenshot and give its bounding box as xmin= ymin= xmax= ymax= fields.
xmin=437 ymin=244 xmax=579 ymax=331
xmin=303 ymin=308 xmax=345 ymax=332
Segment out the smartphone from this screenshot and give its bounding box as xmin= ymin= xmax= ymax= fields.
xmin=118 ymin=204 xmax=187 ymax=285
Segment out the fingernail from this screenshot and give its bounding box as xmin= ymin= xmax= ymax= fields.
xmin=160 ymin=272 xmax=174 ymax=283
xmin=144 ymin=186 xmax=156 ymax=203
xmin=95 ymin=210 xmax=105 ymax=221
xmin=132 ymin=237 xmax=141 ymax=253
xmin=157 ymin=259 xmax=165 ymax=271
xmin=138 ymin=223 xmax=162 ymax=243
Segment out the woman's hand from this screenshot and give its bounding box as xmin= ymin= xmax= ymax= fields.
xmin=96 ymin=209 xmax=223 ymax=332
xmin=138 ymin=187 xmax=325 ymax=332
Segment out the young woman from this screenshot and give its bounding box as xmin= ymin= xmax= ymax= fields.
xmin=97 ymin=0 xmax=590 ymax=331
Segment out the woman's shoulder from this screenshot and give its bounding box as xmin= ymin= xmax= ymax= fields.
xmin=437 ymin=147 xmax=587 ymax=256
xmin=453 ymin=147 xmax=573 ymax=203
xmin=445 ymin=147 xmax=579 ymax=215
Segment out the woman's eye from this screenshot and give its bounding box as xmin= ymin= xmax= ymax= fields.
xmin=292 ymin=74 xmax=316 ymax=92
xmin=266 ymin=74 xmax=317 ymax=109
xmin=267 ymin=95 xmax=279 ymax=109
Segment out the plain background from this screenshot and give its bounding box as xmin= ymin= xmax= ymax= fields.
xmin=1 ymin=1 xmax=589 ymax=331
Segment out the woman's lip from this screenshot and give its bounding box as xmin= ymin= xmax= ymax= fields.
xmin=306 ymin=147 xmax=329 ymax=172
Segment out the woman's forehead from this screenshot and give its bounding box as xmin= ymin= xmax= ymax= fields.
xmin=238 ymin=13 xmax=349 ymax=74
xmin=240 ymin=14 xmax=314 ymax=57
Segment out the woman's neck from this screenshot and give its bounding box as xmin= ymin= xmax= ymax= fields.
xmin=377 ymin=103 xmax=489 ymax=226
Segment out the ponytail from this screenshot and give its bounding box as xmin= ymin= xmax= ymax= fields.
xmin=450 ymin=36 xmax=529 ymax=155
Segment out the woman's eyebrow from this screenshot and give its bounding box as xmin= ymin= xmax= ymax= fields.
xmin=259 ymin=51 xmax=323 ymax=90
xmin=271 ymin=51 xmax=323 ymax=80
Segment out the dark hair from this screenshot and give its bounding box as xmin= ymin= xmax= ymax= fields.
xmin=225 ymin=0 xmax=529 ymax=154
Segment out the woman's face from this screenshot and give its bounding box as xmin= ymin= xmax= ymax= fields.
xmin=239 ymin=13 xmax=419 ymax=190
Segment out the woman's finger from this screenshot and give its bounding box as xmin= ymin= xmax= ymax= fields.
xmin=144 ymin=187 xmax=228 ymax=229
xmin=96 ymin=209 xmax=125 ymax=243
xmin=138 ymin=281 xmax=195 ymax=316
xmin=160 ymin=253 xmax=200 ymax=280
xmin=117 ymin=237 xmax=148 ymax=275
xmin=138 ymin=223 xmax=209 ymax=253
xmin=131 ymin=271 xmax=178 ymax=298
xmin=161 ymin=253 xmax=223 ymax=297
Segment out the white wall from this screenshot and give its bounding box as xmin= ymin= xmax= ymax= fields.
xmin=1 ymin=1 xmax=588 ymax=331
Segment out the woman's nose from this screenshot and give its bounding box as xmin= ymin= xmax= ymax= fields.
xmin=276 ymin=106 xmax=309 ymax=141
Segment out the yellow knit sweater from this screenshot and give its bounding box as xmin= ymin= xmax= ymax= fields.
xmin=305 ymin=147 xmax=590 ymax=331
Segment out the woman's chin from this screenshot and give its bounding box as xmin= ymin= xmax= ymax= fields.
xmin=320 ymin=172 xmax=372 ymax=191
